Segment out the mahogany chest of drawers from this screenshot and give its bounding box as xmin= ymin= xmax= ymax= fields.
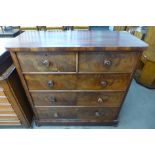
xmin=6 ymin=31 xmax=148 ymax=126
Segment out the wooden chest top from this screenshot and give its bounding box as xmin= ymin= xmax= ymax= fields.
xmin=5 ymin=31 xmax=148 ymax=51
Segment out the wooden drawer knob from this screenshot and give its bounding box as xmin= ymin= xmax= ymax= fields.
xmin=42 ymin=59 xmax=50 ymax=67
xmin=95 ymin=111 xmax=104 ymax=117
xmin=48 ymin=80 xmax=54 ymax=87
xmin=100 ymin=80 xmax=108 ymax=87
xmin=98 ymin=97 xmax=108 ymax=103
xmin=98 ymin=97 xmax=103 ymax=103
xmin=49 ymin=96 xmax=56 ymax=104
xmin=103 ymin=59 xmax=112 ymax=66
xmin=54 ymin=112 xmax=59 ymax=118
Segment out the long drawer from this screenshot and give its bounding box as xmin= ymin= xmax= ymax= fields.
xmin=35 ymin=107 xmax=119 ymax=120
xmin=79 ymin=51 xmax=138 ymax=72
xmin=17 ymin=52 xmax=76 ymax=72
xmin=26 ymin=74 xmax=130 ymax=90
xmin=31 ymin=91 xmax=124 ymax=107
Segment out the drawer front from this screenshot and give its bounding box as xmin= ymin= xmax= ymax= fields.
xmin=35 ymin=107 xmax=118 ymax=120
xmin=26 ymin=74 xmax=130 ymax=90
xmin=17 ymin=52 xmax=76 ymax=72
xmin=32 ymin=92 xmax=124 ymax=107
xmin=79 ymin=52 xmax=138 ymax=72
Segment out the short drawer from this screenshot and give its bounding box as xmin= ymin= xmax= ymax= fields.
xmin=35 ymin=107 xmax=119 ymax=120
xmin=26 ymin=74 xmax=130 ymax=90
xmin=17 ymin=52 xmax=76 ymax=72
xmin=32 ymin=91 xmax=124 ymax=107
xmin=79 ymin=52 xmax=138 ymax=73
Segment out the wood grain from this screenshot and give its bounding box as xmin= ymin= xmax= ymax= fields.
xmin=6 ymin=31 xmax=148 ymax=51
xmin=25 ymin=74 xmax=130 ymax=91
xmin=79 ymin=51 xmax=138 ymax=73
xmin=35 ymin=107 xmax=119 ymax=120
xmin=17 ymin=51 xmax=76 ymax=72
xmin=31 ymin=91 xmax=124 ymax=107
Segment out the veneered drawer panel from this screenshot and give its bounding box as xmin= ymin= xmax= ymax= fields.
xmin=79 ymin=52 xmax=138 ymax=72
xmin=26 ymin=74 xmax=130 ymax=90
xmin=35 ymin=107 xmax=119 ymax=120
xmin=17 ymin=52 xmax=76 ymax=72
xmin=32 ymin=91 xmax=124 ymax=107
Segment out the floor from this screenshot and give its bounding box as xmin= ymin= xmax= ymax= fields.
xmin=33 ymin=80 xmax=155 ymax=129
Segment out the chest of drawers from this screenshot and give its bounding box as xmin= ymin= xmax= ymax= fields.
xmin=6 ymin=31 xmax=148 ymax=126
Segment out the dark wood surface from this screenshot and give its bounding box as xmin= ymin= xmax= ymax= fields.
xmin=6 ymin=30 xmax=148 ymax=51
xmin=16 ymin=51 xmax=139 ymax=73
xmin=79 ymin=51 xmax=139 ymax=72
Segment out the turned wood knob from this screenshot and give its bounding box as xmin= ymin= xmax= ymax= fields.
xmin=49 ymin=96 xmax=56 ymax=103
xmin=100 ymin=80 xmax=108 ymax=87
xmin=98 ymin=97 xmax=103 ymax=103
xmin=42 ymin=59 xmax=50 ymax=67
xmin=54 ymin=112 xmax=59 ymax=118
xmin=95 ymin=111 xmax=104 ymax=117
xmin=103 ymin=59 xmax=112 ymax=66
xmin=48 ymin=80 xmax=54 ymax=87
xmin=95 ymin=111 xmax=100 ymax=117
